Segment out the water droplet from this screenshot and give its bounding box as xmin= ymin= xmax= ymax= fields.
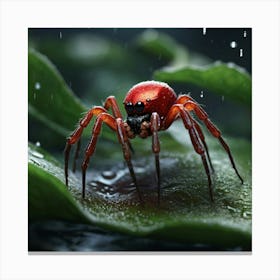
xmin=35 ymin=141 xmax=41 ymax=147
xmin=243 ymin=30 xmax=247 ymax=38
xmin=230 ymin=41 xmax=237 ymax=48
xmin=101 ymin=170 xmax=116 ymax=180
xmin=221 ymin=95 xmax=225 ymax=102
xmin=59 ymin=32 xmax=62 ymax=39
xmin=242 ymin=211 xmax=251 ymax=219
xmin=239 ymin=48 xmax=243 ymax=57
xmin=31 ymin=151 xmax=44 ymax=159
xmin=202 ymin=28 xmax=207 ymax=35
xmin=89 ymin=181 xmax=98 ymax=188
xmin=34 ymin=82 xmax=41 ymax=90
xmin=200 ymin=90 xmax=204 ymax=98
xmin=226 ymin=205 xmax=237 ymax=212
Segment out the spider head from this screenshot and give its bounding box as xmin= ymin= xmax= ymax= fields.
xmin=126 ymin=113 xmax=150 ymax=135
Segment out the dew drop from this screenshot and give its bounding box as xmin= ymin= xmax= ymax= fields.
xmin=34 ymin=82 xmax=41 ymax=90
xmin=31 ymin=151 xmax=44 ymax=159
xmin=239 ymin=48 xmax=243 ymax=57
xmin=226 ymin=205 xmax=237 ymax=213
xmin=101 ymin=170 xmax=116 ymax=180
xmin=202 ymin=28 xmax=207 ymax=35
xmin=230 ymin=41 xmax=237 ymax=48
xmin=242 ymin=211 xmax=251 ymax=219
xmin=35 ymin=141 xmax=41 ymax=147
xmin=89 ymin=181 xmax=98 ymax=188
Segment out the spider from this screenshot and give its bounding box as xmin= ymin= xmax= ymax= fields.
xmin=64 ymin=80 xmax=243 ymax=204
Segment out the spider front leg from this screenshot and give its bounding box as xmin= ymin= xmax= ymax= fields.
xmin=104 ymin=96 xmax=135 ymax=154
xmin=80 ymin=113 xmax=143 ymax=203
xmin=150 ymin=112 xmax=161 ymax=205
xmin=64 ymin=106 xmax=107 ymax=186
xmin=163 ymin=104 xmax=214 ymax=202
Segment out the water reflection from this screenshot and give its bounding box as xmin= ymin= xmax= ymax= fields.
xmin=29 ymin=220 xmax=244 ymax=252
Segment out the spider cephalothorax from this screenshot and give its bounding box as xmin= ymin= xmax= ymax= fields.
xmin=64 ymin=80 xmax=243 ymax=205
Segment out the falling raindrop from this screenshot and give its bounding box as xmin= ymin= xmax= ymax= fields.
xmin=230 ymin=41 xmax=237 ymax=48
xmin=239 ymin=49 xmax=243 ymax=57
xmin=34 ymin=82 xmax=41 ymax=90
xmin=59 ymin=32 xmax=62 ymax=39
xmin=35 ymin=141 xmax=41 ymax=147
xmin=243 ymin=30 xmax=247 ymax=38
xmin=202 ymin=28 xmax=207 ymax=35
xmin=200 ymin=90 xmax=204 ymax=98
xmin=221 ymin=96 xmax=225 ymax=102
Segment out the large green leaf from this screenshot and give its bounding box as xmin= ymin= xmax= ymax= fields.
xmin=28 ymin=136 xmax=251 ymax=250
xmin=154 ymin=62 xmax=251 ymax=106
xmin=28 ymin=49 xmax=87 ymax=148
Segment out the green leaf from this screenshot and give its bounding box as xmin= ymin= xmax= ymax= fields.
xmin=135 ymin=29 xmax=189 ymax=66
xmin=28 ymin=136 xmax=251 ymax=250
xmin=154 ymin=62 xmax=251 ymax=106
xmin=28 ymin=49 xmax=86 ymax=138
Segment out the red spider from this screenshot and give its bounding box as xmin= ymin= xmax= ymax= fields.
xmin=64 ymin=80 xmax=243 ymax=204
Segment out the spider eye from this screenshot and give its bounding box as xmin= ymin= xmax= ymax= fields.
xmin=135 ymin=101 xmax=144 ymax=113
xmin=125 ymin=102 xmax=134 ymax=114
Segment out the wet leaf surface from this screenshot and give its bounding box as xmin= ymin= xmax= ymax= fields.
xmin=28 ymin=138 xmax=251 ymax=251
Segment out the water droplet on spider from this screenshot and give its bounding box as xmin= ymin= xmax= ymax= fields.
xmin=34 ymin=82 xmax=41 ymax=90
xmin=243 ymin=30 xmax=247 ymax=38
xmin=239 ymin=48 xmax=243 ymax=57
xmin=101 ymin=170 xmax=116 ymax=180
xmin=35 ymin=141 xmax=41 ymax=147
xmin=202 ymin=27 xmax=207 ymax=35
xmin=59 ymin=31 xmax=62 ymax=39
xmin=200 ymin=90 xmax=204 ymax=98
xmin=230 ymin=41 xmax=237 ymax=48
xmin=31 ymin=151 xmax=44 ymax=159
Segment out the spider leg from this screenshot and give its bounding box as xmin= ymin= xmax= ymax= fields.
xmin=81 ymin=113 xmax=117 ymax=198
xmin=115 ymin=118 xmax=144 ymax=204
xmin=72 ymin=139 xmax=81 ymax=172
xmin=104 ymin=96 xmax=134 ymax=154
xmin=80 ymin=113 xmax=143 ymax=203
xmin=175 ymin=94 xmax=214 ymax=172
xmin=104 ymin=96 xmax=123 ymax=118
xmin=64 ymin=106 xmax=107 ymax=187
xmin=184 ymin=100 xmax=244 ymax=184
xmin=192 ymin=119 xmax=215 ymax=173
xmin=163 ymin=104 xmax=214 ymax=202
xmin=150 ymin=112 xmax=161 ymax=206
